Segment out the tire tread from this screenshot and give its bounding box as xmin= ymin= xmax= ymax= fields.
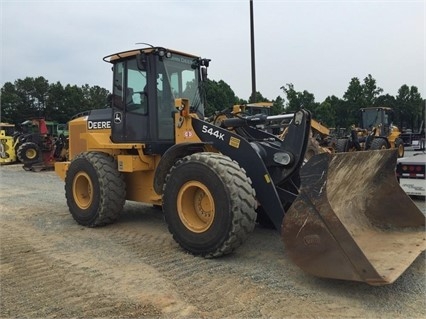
xmin=65 ymin=152 xmax=126 ymax=227
xmin=163 ymin=152 xmax=257 ymax=258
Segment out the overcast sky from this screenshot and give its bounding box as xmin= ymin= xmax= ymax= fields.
xmin=1 ymin=0 xmax=424 ymax=103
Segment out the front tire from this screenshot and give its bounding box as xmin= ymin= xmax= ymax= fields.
xmin=163 ymin=152 xmax=257 ymax=258
xmin=335 ymin=139 xmax=349 ymax=153
xmin=65 ymin=152 xmax=126 ymax=227
xmin=370 ymin=138 xmax=388 ymax=150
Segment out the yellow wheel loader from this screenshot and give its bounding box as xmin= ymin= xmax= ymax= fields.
xmin=336 ymin=107 xmax=405 ymax=157
xmin=55 ymin=46 xmax=425 ymax=286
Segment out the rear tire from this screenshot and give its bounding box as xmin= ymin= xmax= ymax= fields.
xmin=17 ymin=142 xmax=41 ymax=164
xmin=65 ymin=152 xmax=126 ymax=227
xmin=163 ymin=152 xmax=257 ymax=258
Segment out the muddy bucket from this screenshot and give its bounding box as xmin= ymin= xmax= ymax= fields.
xmin=282 ymin=149 xmax=425 ymax=285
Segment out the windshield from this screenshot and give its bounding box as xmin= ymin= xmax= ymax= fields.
xmin=161 ymin=53 xmax=205 ymax=118
xmin=361 ymin=108 xmax=392 ymax=129
xmin=362 ymin=109 xmax=381 ymax=129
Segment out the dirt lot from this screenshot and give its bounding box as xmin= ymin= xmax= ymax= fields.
xmin=1 ymin=163 xmax=425 ymax=319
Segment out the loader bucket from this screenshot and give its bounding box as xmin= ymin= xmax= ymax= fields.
xmin=282 ymin=149 xmax=425 ymax=285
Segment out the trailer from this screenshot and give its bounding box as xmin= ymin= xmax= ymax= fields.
xmin=396 ymin=153 xmax=426 ymax=197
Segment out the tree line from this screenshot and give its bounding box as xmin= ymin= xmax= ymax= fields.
xmin=1 ymin=77 xmax=109 ymax=125
xmin=206 ymin=74 xmax=424 ymax=132
xmin=1 ymin=75 xmax=424 ymax=132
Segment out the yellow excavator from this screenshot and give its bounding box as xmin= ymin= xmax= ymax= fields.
xmin=55 ymin=46 xmax=425 ymax=286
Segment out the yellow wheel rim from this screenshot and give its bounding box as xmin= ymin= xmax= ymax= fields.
xmin=177 ymin=181 xmax=215 ymax=233
xmin=26 ymin=148 xmax=37 ymax=159
xmin=73 ymin=172 xmax=93 ymax=210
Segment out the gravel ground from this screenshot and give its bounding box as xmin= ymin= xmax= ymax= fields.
xmin=0 ymin=163 xmax=425 ymax=319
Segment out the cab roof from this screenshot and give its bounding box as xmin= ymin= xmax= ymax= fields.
xmin=103 ymin=46 xmax=199 ymax=63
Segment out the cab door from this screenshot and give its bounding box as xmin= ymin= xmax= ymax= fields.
xmin=111 ymin=58 xmax=150 ymax=143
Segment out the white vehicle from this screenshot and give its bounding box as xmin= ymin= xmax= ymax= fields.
xmin=396 ymin=153 xmax=426 ymax=196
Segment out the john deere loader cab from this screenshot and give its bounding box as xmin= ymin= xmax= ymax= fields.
xmin=107 ymin=47 xmax=207 ymax=153
xmin=56 ymin=45 xmax=424 ymax=286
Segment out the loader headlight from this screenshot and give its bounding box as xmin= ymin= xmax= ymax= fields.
xmin=273 ymin=152 xmax=293 ymax=166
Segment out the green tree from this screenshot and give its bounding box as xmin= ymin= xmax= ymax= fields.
xmin=47 ymin=81 xmax=67 ymax=122
xmin=326 ymin=95 xmax=347 ymax=129
xmin=362 ymin=74 xmax=383 ymax=106
xmin=81 ymin=84 xmax=110 ymax=110
xmin=341 ymin=75 xmax=385 ymax=128
xmin=396 ymin=85 xmax=423 ymax=131
xmin=9 ymin=77 xmax=50 ymax=122
xmin=280 ymin=83 xmax=318 ymax=113
xmin=314 ymin=99 xmax=337 ymax=127
xmin=62 ymin=84 xmax=86 ymax=119
xmin=249 ymin=91 xmax=269 ymax=105
xmin=1 ymin=77 xmax=110 ymax=125
xmin=342 ymin=77 xmax=364 ymax=127
xmin=204 ymin=79 xmax=239 ymax=116
xmin=0 ymin=82 xmax=21 ymax=123
xmin=375 ymin=93 xmax=396 ymax=108
xmin=271 ymin=96 xmax=284 ymax=115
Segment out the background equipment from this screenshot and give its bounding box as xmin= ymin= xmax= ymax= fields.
xmin=16 ymin=118 xmax=68 ymax=171
xmin=0 ymin=122 xmax=17 ymax=164
xmin=336 ymin=107 xmax=405 ymax=157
